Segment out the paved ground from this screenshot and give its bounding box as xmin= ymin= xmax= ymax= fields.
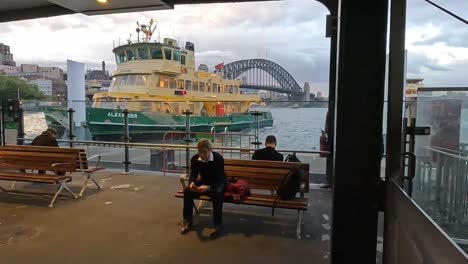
xmin=0 ymin=170 xmax=332 ymax=264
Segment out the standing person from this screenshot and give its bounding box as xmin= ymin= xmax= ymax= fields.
xmin=31 ymin=128 xmax=59 ymax=147
xmin=180 ymin=138 xmax=226 ymax=239
xmin=252 ymin=135 xmax=283 ymax=161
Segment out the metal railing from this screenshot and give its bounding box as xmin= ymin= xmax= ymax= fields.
xmin=413 ymin=146 xmax=468 ymax=242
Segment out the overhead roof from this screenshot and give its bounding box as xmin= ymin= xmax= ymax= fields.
xmin=0 ymin=0 xmax=288 ymax=23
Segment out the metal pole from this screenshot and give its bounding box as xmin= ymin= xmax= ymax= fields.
xmin=183 ymin=110 xmax=193 ymax=174
xmin=1 ymin=100 xmax=5 ymax=146
xmin=67 ymin=108 xmax=75 ymax=148
xmin=122 ymin=108 xmax=132 ymax=174
xmin=250 ymin=111 xmax=262 ymax=149
xmin=17 ymin=107 xmax=25 ymax=145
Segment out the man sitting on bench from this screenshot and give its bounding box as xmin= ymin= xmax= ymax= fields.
xmin=252 ymin=135 xmax=283 ymax=161
xmin=180 ymin=138 xmax=226 ymax=239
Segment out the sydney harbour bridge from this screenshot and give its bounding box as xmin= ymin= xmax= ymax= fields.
xmin=222 ymin=59 xmax=309 ymax=100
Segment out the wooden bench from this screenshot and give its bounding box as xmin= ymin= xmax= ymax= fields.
xmin=175 ymin=158 xmax=309 ymax=239
xmin=0 ymin=145 xmax=104 ymax=207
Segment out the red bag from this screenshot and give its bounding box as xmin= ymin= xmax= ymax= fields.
xmin=224 ymin=178 xmax=250 ymax=201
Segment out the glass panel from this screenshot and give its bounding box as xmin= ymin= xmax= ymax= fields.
xmin=199 ymin=82 xmax=205 ymax=92
xmin=150 ymin=46 xmax=163 ymax=59
xmin=159 ymin=76 xmax=168 ymax=88
xmin=185 ymin=80 xmax=191 ymax=91
xmin=413 ymin=88 xmax=468 ymax=251
xmin=173 ymin=50 xmax=180 ymax=61
xmin=207 ymin=83 xmax=211 ymax=92
xmin=181 ymin=55 xmax=186 ymax=65
xmin=138 ymin=47 xmax=149 ymax=59
xmin=193 ymin=81 xmax=199 ymax=92
xmin=164 ymin=48 xmax=172 ymax=60
xmin=126 ymin=49 xmax=137 ymax=60
xmin=212 ymin=83 xmax=218 ymax=93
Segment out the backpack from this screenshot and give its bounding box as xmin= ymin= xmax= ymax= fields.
xmin=278 ymin=153 xmax=303 ymax=199
xmin=224 ymin=177 xmax=251 ymax=202
xmin=272 ymin=153 xmax=304 ymax=215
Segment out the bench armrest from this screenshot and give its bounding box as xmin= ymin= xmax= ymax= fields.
xmin=51 ymin=162 xmax=71 ymax=174
xmin=179 ymin=174 xmax=188 ymax=189
xmin=299 ymin=183 xmax=306 ymax=198
xmin=87 ymin=155 xmax=102 ymax=168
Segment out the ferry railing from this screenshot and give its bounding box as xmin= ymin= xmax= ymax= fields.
xmin=20 ymin=137 xmax=329 ymax=177
xmin=412 ymin=146 xmax=468 ymax=245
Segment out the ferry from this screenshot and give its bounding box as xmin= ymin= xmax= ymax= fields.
xmin=45 ymin=20 xmax=273 ymax=140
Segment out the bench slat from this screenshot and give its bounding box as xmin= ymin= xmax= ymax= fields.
xmin=175 ymin=191 xmax=307 ymax=210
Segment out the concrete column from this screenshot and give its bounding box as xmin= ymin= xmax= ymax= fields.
xmin=331 ymin=1 xmax=389 ymax=263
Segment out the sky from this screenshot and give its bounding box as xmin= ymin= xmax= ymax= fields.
xmin=0 ymin=0 xmax=467 ymax=96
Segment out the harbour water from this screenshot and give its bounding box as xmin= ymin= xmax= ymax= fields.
xmin=24 ymin=107 xmax=328 ymax=151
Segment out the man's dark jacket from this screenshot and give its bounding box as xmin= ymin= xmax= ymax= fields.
xmin=31 ymin=132 xmax=58 ymax=147
xmin=252 ymin=146 xmax=283 ymax=161
xmin=189 ymin=151 xmax=225 ymax=188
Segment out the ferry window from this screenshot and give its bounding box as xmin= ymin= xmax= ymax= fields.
xmin=150 ymin=47 xmax=163 ymax=59
xmin=135 ymin=75 xmax=147 ymax=86
xmin=138 ymin=47 xmax=149 ymax=60
xmin=141 ymin=101 xmax=152 ymax=111
xmin=110 ymin=77 xmax=116 ymax=88
xmin=159 ymin=76 xmax=168 ymax=88
xmin=185 ymin=80 xmax=192 ymax=91
xmin=207 ymin=83 xmax=212 ymax=92
xmin=126 ymin=49 xmax=137 ymax=60
xmin=224 ymin=85 xmax=229 ymax=93
xmin=164 ymin=48 xmax=172 ymax=60
xmin=212 ymin=84 xmax=218 ymax=93
xmin=199 ymin=82 xmax=205 ymax=92
xmin=181 ymin=55 xmax=186 ymax=65
xmin=169 ymin=78 xmax=176 ymax=89
xmin=173 ymin=50 xmax=180 ymax=62
xmin=117 ymin=51 xmax=127 ymax=63
xmin=127 ymin=75 xmax=136 ymax=86
xmin=193 ymin=81 xmax=198 ymax=91
xmin=233 ymin=85 xmax=239 ymax=93
xmin=229 ymin=85 xmax=234 ymax=93
xmin=118 ymin=75 xmax=128 ymax=86
xmin=177 ymin=79 xmax=184 ymax=89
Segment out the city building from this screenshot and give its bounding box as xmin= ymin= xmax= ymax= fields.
xmin=0 ymin=42 xmax=16 ymax=66
xmin=0 ymin=64 xmax=20 ymax=74
xmin=86 ymin=61 xmax=110 ymax=81
xmin=30 ymin=79 xmax=53 ymax=96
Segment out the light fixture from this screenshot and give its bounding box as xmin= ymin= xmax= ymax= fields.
xmin=96 ymin=0 xmax=108 ymax=4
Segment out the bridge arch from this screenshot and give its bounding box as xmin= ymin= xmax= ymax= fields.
xmin=223 ymin=59 xmax=303 ymax=95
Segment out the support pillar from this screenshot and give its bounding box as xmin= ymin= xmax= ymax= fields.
xmin=331 ymin=1 xmax=389 ymax=263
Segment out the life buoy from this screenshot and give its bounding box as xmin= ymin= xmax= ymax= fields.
xmin=319 ymin=129 xmax=328 ymax=158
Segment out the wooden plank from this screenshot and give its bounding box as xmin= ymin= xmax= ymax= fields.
xmin=224 ymin=165 xmax=290 ymax=175
xmin=174 ymin=192 xmax=307 ymax=210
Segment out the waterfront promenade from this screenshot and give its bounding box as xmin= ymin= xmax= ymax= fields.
xmin=0 ymin=170 xmax=332 ymax=264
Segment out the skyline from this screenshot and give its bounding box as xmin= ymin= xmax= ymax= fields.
xmin=0 ymin=0 xmax=467 ymax=96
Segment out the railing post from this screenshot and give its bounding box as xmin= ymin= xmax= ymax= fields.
xmin=183 ymin=110 xmax=193 ymax=174
xmin=122 ymin=108 xmax=132 ymax=175
xmin=67 ymin=107 xmax=75 ymax=148
xmin=17 ymin=106 xmax=25 ymax=145
xmin=250 ymin=111 xmax=262 ymax=149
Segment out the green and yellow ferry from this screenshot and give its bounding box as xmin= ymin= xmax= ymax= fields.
xmin=45 ymin=22 xmax=273 ymax=140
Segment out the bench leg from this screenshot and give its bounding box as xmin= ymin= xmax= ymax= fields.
xmin=10 ymin=181 xmax=16 ymax=190
xmin=49 ymin=181 xmax=77 ymax=207
xmin=296 ymin=210 xmax=303 ymax=240
xmin=79 ymin=173 xmax=102 ymax=197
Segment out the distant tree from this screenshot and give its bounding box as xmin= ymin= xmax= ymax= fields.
xmin=0 ymin=75 xmax=46 ymax=100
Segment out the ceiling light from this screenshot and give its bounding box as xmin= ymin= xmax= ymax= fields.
xmin=96 ymin=0 xmax=108 ymax=4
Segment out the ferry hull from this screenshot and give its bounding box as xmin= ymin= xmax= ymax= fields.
xmin=45 ymin=107 xmax=273 ymax=140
